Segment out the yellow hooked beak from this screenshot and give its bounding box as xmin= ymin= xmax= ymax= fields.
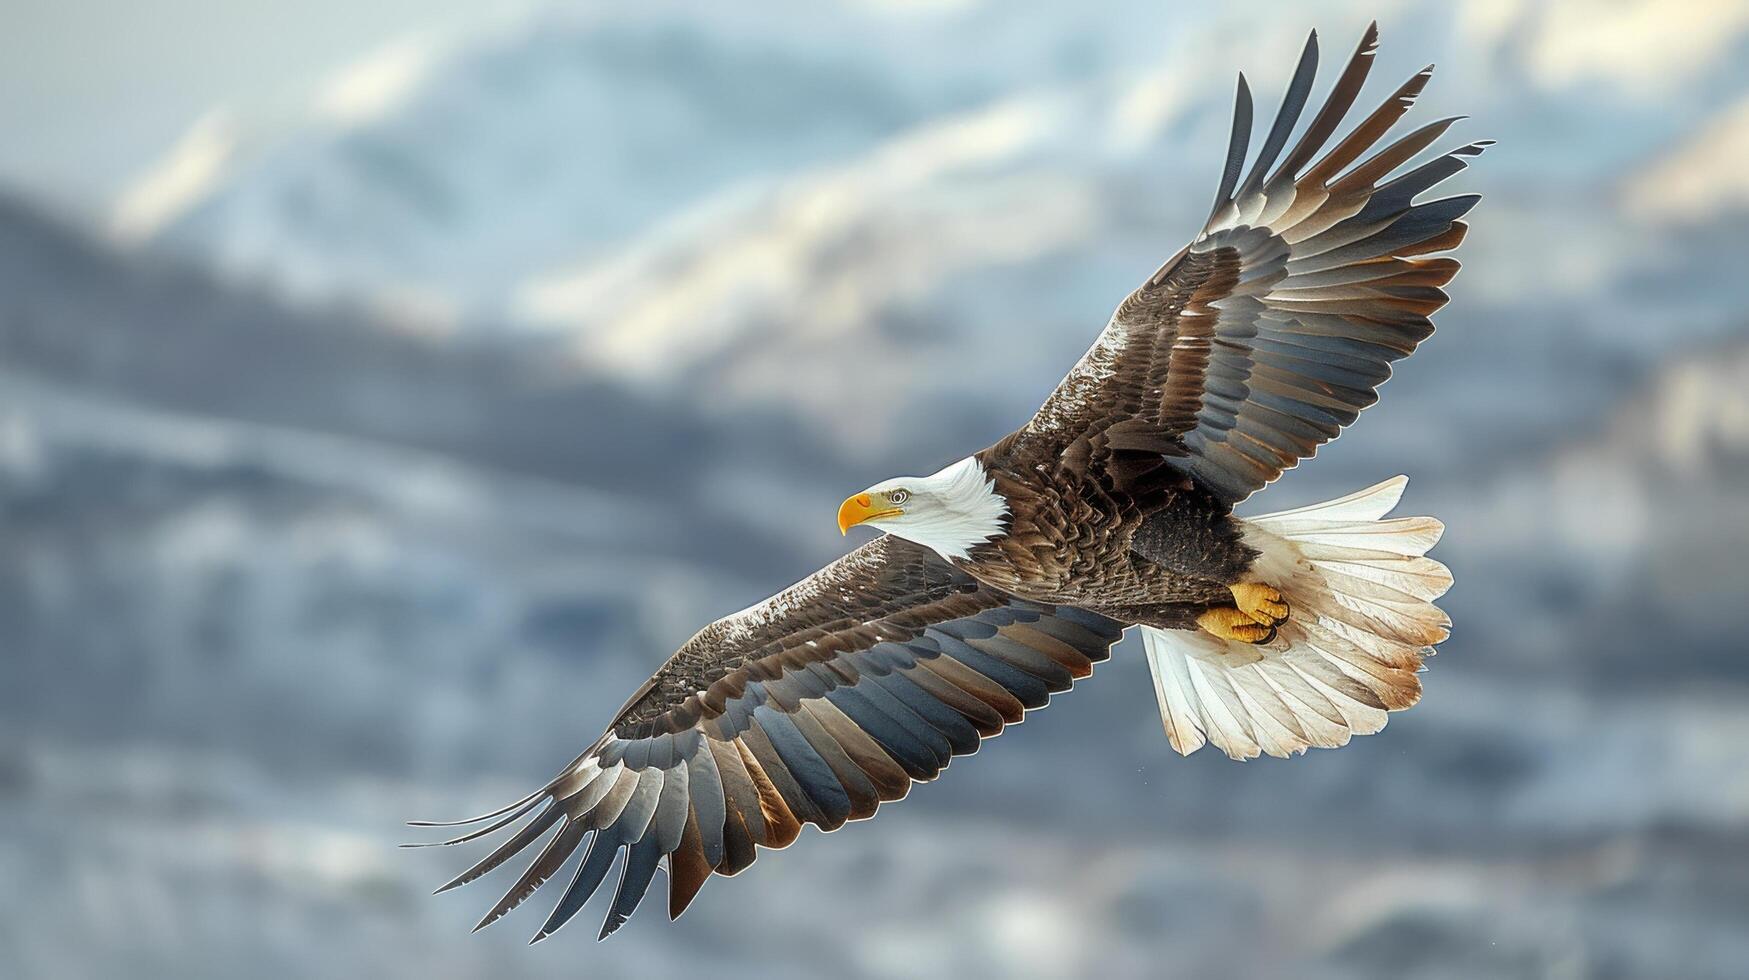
xmin=837 ymin=492 xmax=904 ymax=535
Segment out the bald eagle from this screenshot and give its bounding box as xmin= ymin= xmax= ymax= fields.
xmin=414 ymin=23 xmax=1477 ymax=941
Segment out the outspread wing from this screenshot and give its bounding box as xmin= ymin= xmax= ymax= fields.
xmin=1008 ymin=24 xmax=1487 ymax=504
xmin=410 ymin=535 xmax=1122 ymax=941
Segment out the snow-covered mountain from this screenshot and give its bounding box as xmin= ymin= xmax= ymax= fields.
xmin=123 ymin=0 xmax=1111 ymax=321
xmin=122 ymin=0 xmax=1749 ymax=460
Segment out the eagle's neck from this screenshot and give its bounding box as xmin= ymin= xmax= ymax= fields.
xmin=898 ymin=456 xmax=1010 ymax=562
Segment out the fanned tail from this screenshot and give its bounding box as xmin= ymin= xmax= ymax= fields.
xmin=1142 ymin=476 xmax=1451 ymax=760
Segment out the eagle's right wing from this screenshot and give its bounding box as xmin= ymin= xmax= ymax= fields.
xmin=410 ymin=535 xmax=1122 ymax=941
xmin=1006 ymin=24 xmax=1486 ymax=504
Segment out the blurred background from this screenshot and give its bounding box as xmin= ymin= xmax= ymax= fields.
xmin=3 ymin=0 xmax=1748 ymax=976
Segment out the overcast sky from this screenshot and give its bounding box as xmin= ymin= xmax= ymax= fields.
xmin=0 ymin=0 xmax=537 ymax=216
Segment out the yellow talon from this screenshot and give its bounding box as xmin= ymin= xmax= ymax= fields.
xmin=1229 ymin=582 xmax=1289 ymax=627
xmin=1196 ymin=606 xmax=1277 ymax=645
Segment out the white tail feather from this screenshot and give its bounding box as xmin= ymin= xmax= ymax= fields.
xmin=1142 ymin=477 xmax=1452 ymax=760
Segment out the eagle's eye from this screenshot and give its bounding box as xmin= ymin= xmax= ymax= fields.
xmin=889 ymin=489 xmax=910 ymax=505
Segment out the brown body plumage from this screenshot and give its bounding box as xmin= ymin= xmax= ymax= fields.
xmin=961 ymin=462 xmax=1250 ymax=628
xmin=413 ymin=23 xmax=1473 ymax=942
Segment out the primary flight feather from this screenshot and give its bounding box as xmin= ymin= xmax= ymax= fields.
xmin=413 ymin=22 xmax=1477 ymax=941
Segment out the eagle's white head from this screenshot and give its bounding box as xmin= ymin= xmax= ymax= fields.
xmin=837 ymin=456 xmax=1009 ymax=561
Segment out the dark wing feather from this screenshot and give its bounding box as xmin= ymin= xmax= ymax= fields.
xmin=1003 ymin=23 xmax=1485 ymax=504
xmin=411 ymin=535 xmax=1122 ymax=941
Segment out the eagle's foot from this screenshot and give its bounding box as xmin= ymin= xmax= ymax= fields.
xmin=1229 ymin=582 xmax=1289 ymax=628
xmin=1196 ymin=606 xmax=1277 ymax=645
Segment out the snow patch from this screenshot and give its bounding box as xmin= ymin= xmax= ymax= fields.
xmin=109 ymin=112 xmax=239 ymax=243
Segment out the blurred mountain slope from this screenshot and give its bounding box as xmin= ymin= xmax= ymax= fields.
xmin=7 ymin=303 xmax=1749 ymax=977
xmin=117 ymin=1 xmax=1749 ymax=463
xmin=128 ymin=2 xmax=1038 ymax=318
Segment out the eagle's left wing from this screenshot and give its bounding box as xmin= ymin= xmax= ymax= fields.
xmin=1003 ymin=24 xmax=1486 ymax=504
xmin=410 ymin=535 xmax=1122 ymax=941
